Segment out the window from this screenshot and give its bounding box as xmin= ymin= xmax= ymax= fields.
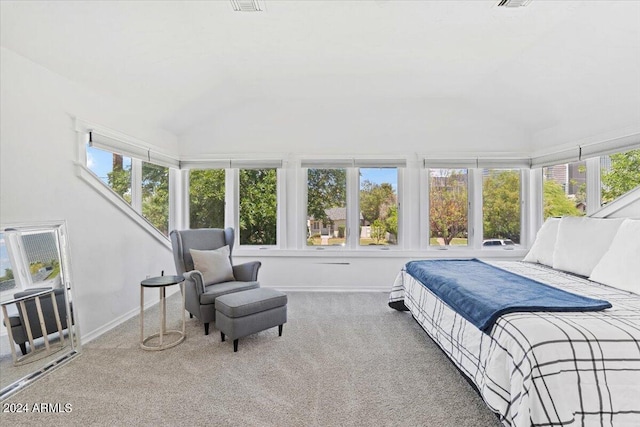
xmin=189 ymin=169 xmax=225 ymax=229
xmin=141 ymin=162 xmax=169 ymax=236
xmin=601 ymin=148 xmax=640 ymax=206
xmin=86 ymin=145 xmax=132 ymax=204
xmin=359 ymin=168 xmax=398 ymax=246
xmin=429 ymin=169 xmax=468 ymax=247
xmin=542 ymin=161 xmax=586 ymax=220
xmin=84 ymin=134 xmax=177 ymax=238
xmin=482 ymin=169 xmax=521 ymax=246
xmin=239 ymin=169 xmax=277 ymax=246
xmin=0 ymin=228 xmax=62 ymax=299
xmin=306 ymin=168 xmax=347 ymax=246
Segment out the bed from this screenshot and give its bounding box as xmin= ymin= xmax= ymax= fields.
xmin=389 ymin=217 xmax=640 ymax=427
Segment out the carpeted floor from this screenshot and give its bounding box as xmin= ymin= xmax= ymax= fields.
xmin=0 ymin=292 xmax=501 ymax=426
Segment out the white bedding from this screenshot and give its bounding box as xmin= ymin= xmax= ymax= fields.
xmin=389 ymin=260 xmax=640 ymax=427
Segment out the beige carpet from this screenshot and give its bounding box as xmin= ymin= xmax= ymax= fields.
xmin=1 ymin=292 xmax=501 ymax=426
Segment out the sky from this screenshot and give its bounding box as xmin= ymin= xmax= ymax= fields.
xmin=86 ymin=145 xmax=131 ymax=184
xmin=360 ymin=168 xmax=397 ymax=191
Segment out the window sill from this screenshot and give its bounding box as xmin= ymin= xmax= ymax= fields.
xmin=234 ymin=248 xmax=529 ymax=259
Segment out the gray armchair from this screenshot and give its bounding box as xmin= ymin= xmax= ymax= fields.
xmin=169 ymin=228 xmax=261 ymax=335
xmin=3 ymin=287 xmax=70 ymax=355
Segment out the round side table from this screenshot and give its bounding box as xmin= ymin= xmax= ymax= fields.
xmin=140 ymin=275 xmax=186 ymax=351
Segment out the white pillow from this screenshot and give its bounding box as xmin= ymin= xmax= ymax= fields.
xmin=589 ymin=219 xmax=640 ymax=294
xmin=523 ymin=217 xmax=561 ymax=267
xmin=190 ymin=246 xmax=235 ymax=286
xmin=552 ymin=217 xmax=624 ymax=277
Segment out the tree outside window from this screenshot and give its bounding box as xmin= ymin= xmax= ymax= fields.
xmin=483 ymin=169 xmax=521 ymax=244
xmin=429 ymin=169 xmax=468 ymax=246
xmin=601 ymin=149 xmax=640 ymax=206
xmin=189 ymin=169 xmax=225 ymax=229
xmin=359 ymin=168 xmax=398 ymax=246
xmin=239 ymin=169 xmax=277 ymax=245
xmin=142 ymin=162 xmax=169 ymax=236
xmin=306 ymin=169 xmax=347 ymax=246
xmin=86 ymin=145 xmax=132 ymax=204
xmin=542 ymin=163 xmax=585 ymax=220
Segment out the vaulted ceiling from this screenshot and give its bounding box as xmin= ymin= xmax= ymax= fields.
xmin=2 ymin=1 xmax=639 ymax=156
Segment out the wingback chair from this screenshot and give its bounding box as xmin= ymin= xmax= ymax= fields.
xmin=169 ymin=228 xmax=261 ymax=335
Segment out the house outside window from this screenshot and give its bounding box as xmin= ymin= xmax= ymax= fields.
xmin=542 ymin=162 xmax=586 ymax=220
xmin=306 ymin=168 xmax=347 ymax=246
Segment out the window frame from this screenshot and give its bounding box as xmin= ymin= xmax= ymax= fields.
xmin=302 ymin=161 xmax=405 ymax=251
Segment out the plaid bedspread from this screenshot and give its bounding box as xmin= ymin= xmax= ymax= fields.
xmin=389 ymin=261 xmax=640 ymax=427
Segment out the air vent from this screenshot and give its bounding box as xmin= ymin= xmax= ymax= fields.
xmin=231 ymin=0 xmax=264 ymax=12
xmin=496 ymin=0 xmax=532 ymax=7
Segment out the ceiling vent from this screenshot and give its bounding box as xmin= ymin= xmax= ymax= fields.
xmin=496 ymin=0 xmax=532 ymax=7
xmin=231 ymin=0 xmax=264 ymax=12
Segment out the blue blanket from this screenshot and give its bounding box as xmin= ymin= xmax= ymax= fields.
xmin=405 ymin=259 xmax=611 ymax=333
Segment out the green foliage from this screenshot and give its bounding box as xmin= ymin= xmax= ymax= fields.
xmin=371 ymin=219 xmax=386 ymax=243
xmin=190 ymin=169 xmax=225 ymax=228
xmin=141 ymin=162 xmax=169 ymax=235
xmin=107 ymin=154 xmax=132 ymax=203
xmin=239 ymin=169 xmax=277 ymax=245
xmin=307 ymin=169 xmax=346 ymax=226
xmin=601 ymin=149 xmax=640 ymax=204
xmin=543 ymin=180 xmax=581 ymax=219
xmin=483 ymin=170 xmax=521 ymax=243
xmin=385 ymin=205 xmax=398 ymax=238
xmin=360 ymin=181 xmax=396 ymax=223
xmin=2 ymin=268 xmax=13 ymax=280
xmin=430 ymin=171 xmax=468 ymax=245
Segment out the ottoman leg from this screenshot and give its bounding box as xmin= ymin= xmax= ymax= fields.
xmin=221 ymin=332 xmax=225 ymax=342
xmin=233 ymin=339 xmax=238 ymax=352
xmin=279 ymin=324 xmax=283 ymax=336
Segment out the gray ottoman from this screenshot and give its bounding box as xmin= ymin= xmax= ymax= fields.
xmin=215 ymin=288 xmax=287 ymax=352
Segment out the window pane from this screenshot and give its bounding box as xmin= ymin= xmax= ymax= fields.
xmin=359 ymin=168 xmax=398 ymax=246
xmin=307 ymin=169 xmax=347 ymax=246
xmin=142 ymin=162 xmax=169 ymax=235
xmin=429 ymin=169 xmax=468 ymax=247
xmin=239 ymin=169 xmax=277 ymax=245
xmin=542 ymin=162 xmax=586 ymax=220
xmin=483 ymin=169 xmax=520 ymax=247
xmin=21 ymin=230 xmax=61 ymax=286
xmin=601 ymin=148 xmax=640 ymax=206
xmin=189 ymin=169 xmax=225 ymax=229
xmin=86 ymin=145 xmax=132 ymax=204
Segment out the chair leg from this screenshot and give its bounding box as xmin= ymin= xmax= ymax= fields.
xmin=279 ymin=324 xmax=283 ymax=337
xmin=19 ymin=343 xmax=27 ymax=355
xmin=189 ymin=313 xmax=193 ymax=319
xmin=204 ymin=323 xmax=210 ymax=335
xmin=233 ymin=339 xmax=238 ymax=352
xmin=221 ymin=332 xmax=225 ymax=342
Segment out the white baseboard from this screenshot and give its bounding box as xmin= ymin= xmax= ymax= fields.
xmin=81 ymin=287 xmax=180 ymax=345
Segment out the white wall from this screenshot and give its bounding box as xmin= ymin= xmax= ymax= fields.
xmin=0 ymin=47 xmax=178 ymax=342
xmin=178 ymin=97 xmax=529 ymax=157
